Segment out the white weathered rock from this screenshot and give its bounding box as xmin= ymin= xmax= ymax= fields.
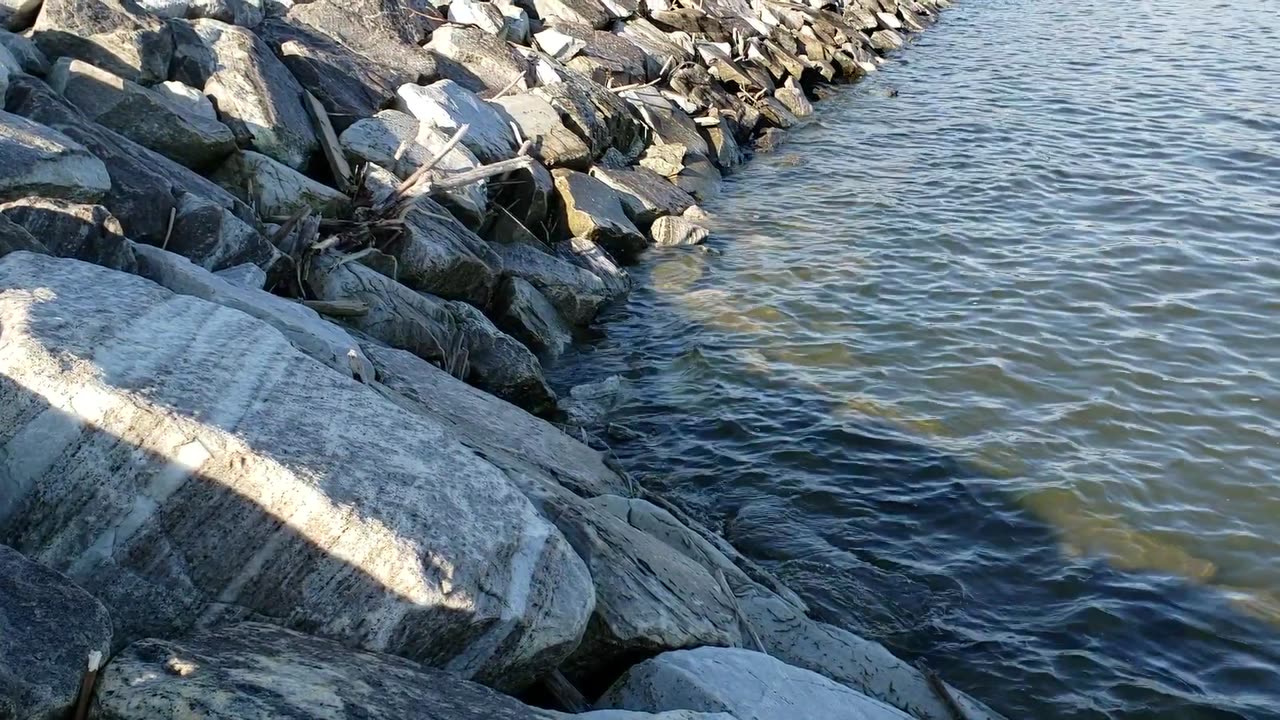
xmin=0 ymin=251 xmax=593 ymax=690
xmin=430 ymin=22 xmax=532 ymax=96
xmin=32 ymin=0 xmax=173 ymax=84
xmin=190 ymin=18 xmax=319 ymax=170
xmin=698 ymin=115 xmax=743 ymax=171
xmin=613 ymin=17 xmax=691 ymax=76
xmin=0 ymin=109 xmax=111 ymax=203
xmin=494 ymin=241 xmax=612 ymax=325
xmin=49 ymin=58 xmax=237 ymax=171
xmin=396 ymin=79 xmax=516 ymax=164
xmin=0 ymin=197 xmax=137 ymax=273
xmin=870 ymin=28 xmax=905 ymax=50
xmin=493 ymin=275 xmax=574 ymax=360
xmin=0 ymin=545 xmax=113 ymax=720
xmin=589 ymin=165 xmax=695 ymax=227
xmin=531 ymin=0 xmax=610 ymax=29
xmin=535 ymin=28 xmax=586 ymax=61
xmin=775 ymin=81 xmax=814 ymax=119
xmin=553 ymin=168 xmax=647 ymax=260
xmin=599 ymin=647 xmax=916 ymax=720
xmin=492 ymin=93 xmax=592 ymax=170
xmin=154 ymin=80 xmax=220 ymax=121
xmin=131 ymin=243 xmax=372 ymax=381
xmin=212 ymin=150 xmax=349 ymax=218
xmin=649 ymin=215 xmax=708 ymax=246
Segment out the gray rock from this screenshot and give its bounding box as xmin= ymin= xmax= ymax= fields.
xmin=553 ymin=168 xmax=646 ymax=260
xmin=649 ymin=215 xmax=708 ymax=246
xmin=446 ymin=0 xmax=505 ymax=36
xmin=698 ymin=115 xmax=743 ymax=171
xmin=0 ymin=212 xmax=45 ymax=257
xmin=283 ymin=0 xmax=437 ymax=91
xmin=492 ymin=92 xmax=592 ymax=170
xmin=135 ymin=0 xmax=266 ymax=26
xmin=96 ymin=622 xmax=576 ymax=720
xmin=0 ymin=108 xmax=110 ymax=203
xmin=397 ymin=79 xmax=516 ymax=164
xmin=497 ymin=0 xmax=530 ymax=44
xmin=0 ymin=197 xmax=137 ymax=272
xmin=0 ymin=28 xmax=49 ymax=74
xmin=0 ymin=251 xmax=593 ymax=689
xmin=338 ymin=109 xmax=486 ymax=223
xmin=167 ymin=191 xmax=283 ymax=271
xmin=362 ymin=341 xmax=627 ymax=499
xmin=212 ymin=150 xmax=349 ymax=218
xmin=0 ymin=545 xmax=113 ymax=720
xmin=493 ymin=275 xmax=573 ymax=360
xmin=555 ymin=235 xmax=630 ymax=299
xmin=131 ymin=243 xmax=372 ymax=380
xmin=48 ymin=58 xmax=237 ymax=171
xmin=870 ymin=28 xmax=905 ymax=50
xmin=589 ymin=165 xmax=695 ymax=227
xmin=5 ymin=74 xmax=252 ymax=246
xmin=258 ymin=15 xmax=397 ymax=133
xmin=0 ymin=0 xmax=42 ymax=31
xmin=612 ymin=18 xmax=691 ymax=76
xmin=31 ymin=0 xmax=173 ymax=84
xmin=448 ymin=299 xmax=558 ymax=416
xmin=557 ymin=22 xmax=649 ymax=86
xmin=754 ymin=126 xmax=787 ymax=153
xmin=428 ymin=23 xmax=532 ymax=96
xmin=559 ymin=374 xmax=621 ymax=427
xmin=775 ymin=82 xmax=814 ymax=118
xmin=533 ymin=66 xmax=645 ymax=160
xmin=189 ymin=18 xmax=318 ymax=170
xmin=530 ymin=0 xmax=610 ymax=29
xmin=213 ymin=261 xmax=267 ymax=289
xmin=390 ymin=197 xmax=501 ymax=307
xmin=599 ymin=647 xmax=916 ymax=719
xmin=494 ymin=240 xmax=611 ymax=325
xmin=154 ymin=80 xmax=218 ymax=121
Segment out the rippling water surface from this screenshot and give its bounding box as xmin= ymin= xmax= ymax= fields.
xmin=554 ymin=1 xmax=1280 ymax=717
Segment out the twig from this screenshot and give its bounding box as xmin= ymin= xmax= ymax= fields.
xmin=160 ymin=207 xmax=176 ymax=250
xmin=389 ymin=123 xmax=472 ymax=202
xmin=490 ymin=71 xmax=528 ymax=100
xmin=304 ymin=90 xmax=353 ymax=192
xmin=916 ymin=660 xmax=969 ymax=720
xmin=71 ymin=651 xmax=102 ymax=720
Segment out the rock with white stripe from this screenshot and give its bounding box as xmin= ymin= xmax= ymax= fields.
xmin=0 ymin=251 xmax=593 ymax=690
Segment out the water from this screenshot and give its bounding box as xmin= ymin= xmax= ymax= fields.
xmin=552 ymin=0 xmax=1280 ymax=716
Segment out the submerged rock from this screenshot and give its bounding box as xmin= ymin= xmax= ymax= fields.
xmin=0 ymin=545 xmax=113 ymax=720
xmin=649 ymin=214 xmax=709 ymax=247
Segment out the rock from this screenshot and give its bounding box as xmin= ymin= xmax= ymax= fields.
xmin=167 ymin=191 xmax=283 ymax=271
xmin=189 ymin=18 xmax=318 ymax=170
xmin=0 ymin=545 xmax=113 ymax=720
xmin=870 ymin=28 xmax=905 ymax=50
xmin=613 ymin=18 xmax=691 ymax=77
xmin=0 ymin=197 xmax=137 ymax=272
xmin=599 ymin=647 xmax=916 ymax=720
xmin=756 ymin=94 xmax=799 ymax=129
xmin=283 ymin=0 xmax=438 ymax=88
xmin=362 ymin=341 xmax=627 ymax=499
xmin=0 ymin=212 xmax=44 ymax=257
xmin=96 ymin=622 xmax=585 ymax=720
xmin=428 ymin=23 xmax=531 ymax=96
xmin=337 ymin=109 xmax=486 ymax=223
xmin=493 ymin=275 xmax=573 ymax=360
xmin=212 ymin=150 xmax=350 ymax=218
xmin=559 ymin=375 xmax=621 ymax=427
xmin=534 ymin=28 xmax=585 ymax=62
xmin=447 ymin=0 xmax=505 ymax=36
xmin=32 ymin=0 xmax=172 ymax=84
xmin=213 ymin=261 xmax=267 ymax=289
xmin=672 ymin=153 xmax=722 ymax=201
xmin=553 ymin=168 xmax=646 ymax=261
xmin=589 ymin=165 xmax=695 ymax=227
xmin=48 ymin=59 xmax=237 ymax=171
xmin=0 ymin=28 xmax=49 ymax=74
xmin=492 ymin=92 xmax=592 ymax=170
xmin=698 ymin=115 xmax=743 ymax=171
xmin=397 ymin=79 xmax=516 ymax=164
xmin=136 ymin=0 xmax=266 ymax=26
xmin=497 ymin=0 xmax=530 ymax=44
xmin=556 ymin=23 xmax=649 ymax=86
xmin=637 ymin=142 xmax=684 ymax=177
xmin=258 ymin=16 xmax=397 ymax=132
xmin=388 ymin=197 xmax=501 ymax=306
xmin=0 ymin=251 xmax=592 ymax=689
xmin=555 ymin=235 xmax=630 ymax=298
xmin=531 ymin=0 xmax=610 ymax=29
xmin=775 ymin=82 xmax=814 ymax=118
xmin=619 ymin=86 xmax=708 ymax=156
xmin=649 ymin=215 xmax=708 ymax=246
xmin=736 ymin=588 xmax=1006 ymax=720
xmin=755 ymin=126 xmax=787 ymax=152
xmin=6 ymin=74 xmax=253 ymax=246
xmin=131 ymin=243 xmax=372 ymax=380
xmin=876 ymin=10 xmax=903 ymax=30
xmin=0 ymin=108 xmax=110 ymax=203
xmin=0 ymin=0 xmax=41 ymax=31
xmin=154 ymin=80 xmax=219 ymax=121
xmin=448 ymin=299 xmax=558 ymax=415
xmin=532 ymin=67 xmax=644 ymax=160
xmin=495 ymin=240 xmax=612 ymax=325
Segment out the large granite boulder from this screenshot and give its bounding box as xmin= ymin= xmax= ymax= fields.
xmin=553 ymin=168 xmax=647 ymax=261
xmin=0 ymin=251 xmax=593 ymax=690
xmin=448 ymin=299 xmax=558 ymax=416
xmin=0 ymin=197 xmax=137 ymax=272
xmin=135 ymin=0 xmax=266 ymax=26
xmin=187 ymin=18 xmax=318 ymax=170
xmin=48 ymin=58 xmax=237 ymax=171
xmin=32 ymin=0 xmax=172 ymax=84
xmin=397 ymin=79 xmax=516 ymax=164
xmin=531 ymin=0 xmax=610 ymax=29
xmin=494 ymin=241 xmax=613 ymax=325
xmin=589 ymin=165 xmax=695 ymax=227
xmin=598 ymin=647 xmax=916 ymax=720
xmin=555 ymin=235 xmax=631 ymax=299
xmin=0 ymin=545 xmax=113 ymax=720
xmin=282 ymin=0 xmax=437 ymax=89
xmin=166 ymin=190 xmax=283 ymax=271
xmin=493 ymin=275 xmax=574 ymax=361
xmin=0 ymin=212 xmax=44 ymax=257
xmin=532 ymin=65 xmax=645 ymax=160
xmin=390 ymin=197 xmax=501 ymax=307
xmin=428 ymin=23 xmax=532 ymax=97
xmin=0 ymin=108 xmax=110 ymax=203
xmin=212 ymin=150 xmax=349 ymax=218
xmin=492 ymin=92 xmax=592 ymax=170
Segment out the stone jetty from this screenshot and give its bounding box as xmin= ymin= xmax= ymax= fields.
xmin=0 ymin=1 xmax=1003 ymax=718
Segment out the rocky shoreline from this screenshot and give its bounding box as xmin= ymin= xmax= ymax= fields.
xmin=0 ymin=0 xmax=1004 ymax=718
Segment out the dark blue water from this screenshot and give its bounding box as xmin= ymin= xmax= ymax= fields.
xmin=554 ymin=1 xmax=1280 ymax=717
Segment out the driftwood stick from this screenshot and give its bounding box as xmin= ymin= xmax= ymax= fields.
xmin=269 ymin=205 xmax=311 ymax=253
xmin=302 ymin=299 xmax=370 ymax=317
xmin=71 ymin=650 xmax=102 ymax=720
xmin=916 ymin=660 xmax=968 ymax=720
xmin=543 ymin=670 xmax=589 ymax=713
xmin=160 ymin=207 xmax=176 ymax=250
xmin=304 ymin=90 xmax=353 ymax=191
xmin=491 ymin=71 xmax=528 ymax=100
xmin=427 ymin=154 xmax=537 ymax=192
xmin=396 ymin=123 xmax=471 ymax=197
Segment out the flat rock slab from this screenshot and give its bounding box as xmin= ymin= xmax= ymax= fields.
xmin=49 ymin=58 xmax=237 ymax=171
xmin=0 ymin=108 xmax=109 ymax=203
xmin=553 ymin=168 xmax=647 ymax=261
xmin=32 ymin=0 xmax=172 ymax=84
xmin=0 ymin=544 xmax=113 ymax=720
xmin=532 ymin=0 xmax=611 ymax=29
xmin=283 ymin=0 xmax=437 ymax=91
xmin=492 ymin=92 xmax=592 ymax=170
xmin=0 ymin=252 xmax=593 ymax=690
xmin=190 ymin=18 xmax=318 ymax=171
xmin=397 ymin=79 xmax=516 ymax=164
xmin=589 ymin=165 xmax=695 ymax=227
xmin=599 ymin=647 xmax=916 ymax=720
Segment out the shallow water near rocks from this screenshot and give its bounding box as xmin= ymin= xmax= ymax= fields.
xmin=554 ymin=0 xmax=1280 ymax=717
